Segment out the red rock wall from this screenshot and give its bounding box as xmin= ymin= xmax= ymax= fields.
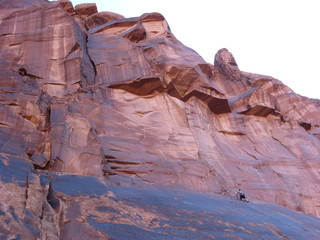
xmin=1 ymin=2 xmax=320 ymax=234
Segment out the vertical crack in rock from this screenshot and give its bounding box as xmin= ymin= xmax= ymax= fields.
xmin=46 ymin=183 xmax=61 ymax=213
xmin=36 ymin=91 xmax=52 ymax=132
xmin=39 ymin=182 xmax=61 ymax=240
xmin=22 ymin=172 xmax=29 ymax=216
xmin=84 ymin=33 xmax=97 ymax=85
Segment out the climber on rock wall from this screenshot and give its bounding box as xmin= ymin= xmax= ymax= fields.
xmin=236 ymin=189 xmax=249 ymax=202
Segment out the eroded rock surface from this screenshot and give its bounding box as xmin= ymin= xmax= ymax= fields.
xmin=1 ymin=0 xmax=320 ymax=239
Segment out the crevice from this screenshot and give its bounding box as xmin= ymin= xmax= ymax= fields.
xmin=19 ymin=112 xmax=39 ymax=125
xmin=9 ymin=42 xmax=21 ymax=47
xmin=144 ymin=161 xmax=155 ymax=166
xmin=26 ymin=150 xmax=34 ymax=159
xmin=23 ymin=172 xmax=29 ymax=215
xmin=180 ymin=88 xmax=231 ymax=114
xmin=18 ymin=68 xmax=43 ymax=79
xmin=134 ymin=111 xmax=153 ymax=116
xmin=0 ymin=33 xmax=13 ymax=37
xmin=43 ymin=82 xmax=66 ymax=86
xmin=116 ymin=169 xmax=148 ymax=176
xmin=104 ymin=154 xmax=117 ymax=160
xmin=46 ymin=183 xmax=60 ymax=212
xmin=33 ymin=159 xmax=51 ymax=171
xmin=85 ymin=33 xmax=97 ymax=79
xmin=239 ymin=105 xmax=276 ymax=117
xmin=110 ymin=166 xmax=121 ymax=170
xmin=108 ymin=77 xmax=164 ymax=96
xmin=38 ymin=182 xmax=62 ymax=239
xmin=218 ymin=130 xmax=246 ymax=136
xmin=6 ymin=103 xmax=19 ymax=106
xmin=78 ymin=87 xmax=92 ymax=93
xmin=242 ymin=149 xmax=259 ymax=160
xmin=108 ymin=148 xmax=122 ymax=152
xmin=141 ymin=179 xmax=156 ymax=184
xmin=298 ymin=121 xmax=311 ymax=131
xmin=107 ymin=159 xmax=140 ymax=165
xmin=0 ymin=122 xmax=10 ymax=128
xmin=36 ymin=91 xmax=51 ymax=132
xmin=39 ymin=204 xmax=44 ymax=221
xmin=66 ymin=42 xmax=80 ymax=57
xmin=103 ymin=156 xmax=155 ymax=178
xmin=102 ymin=165 xmax=117 ymax=176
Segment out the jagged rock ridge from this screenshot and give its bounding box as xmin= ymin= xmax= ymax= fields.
xmin=1 ymin=0 xmax=320 ymax=239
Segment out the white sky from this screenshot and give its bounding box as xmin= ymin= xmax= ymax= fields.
xmin=55 ymin=0 xmax=320 ymax=99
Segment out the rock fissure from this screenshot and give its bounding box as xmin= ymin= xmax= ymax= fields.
xmin=17 ymin=68 xmax=43 ymax=79
xmin=84 ymin=33 xmax=97 ymax=82
xmin=22 ymin=172 xmax=29 ymax=216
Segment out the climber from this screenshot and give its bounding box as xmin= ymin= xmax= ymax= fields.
xmin=236 ymin=189 xmax=249 ymax=202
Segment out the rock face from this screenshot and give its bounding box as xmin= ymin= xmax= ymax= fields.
xmin=1 ymin=0 xmax=320 ymax=239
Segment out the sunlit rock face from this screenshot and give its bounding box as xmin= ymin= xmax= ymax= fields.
xmin=1 ymin=0 xmax=320 ymax=238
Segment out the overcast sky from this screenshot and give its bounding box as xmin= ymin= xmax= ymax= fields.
xmin=57 ymin=0 xmax=319 ymax=99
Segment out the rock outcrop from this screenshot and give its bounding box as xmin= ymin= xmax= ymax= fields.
xmin=1 ymin=0 xmax=320 ymax=239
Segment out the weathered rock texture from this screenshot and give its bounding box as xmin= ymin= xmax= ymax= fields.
xmin=1 ymin=0 xmax=320 ymax=239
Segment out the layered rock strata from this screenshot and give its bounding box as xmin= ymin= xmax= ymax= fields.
xmin=1 ymin=0 xmax=320 ymax=238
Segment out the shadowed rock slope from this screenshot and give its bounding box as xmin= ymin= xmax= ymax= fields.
xmin=1 ymin=0 xmax=320 ymax=239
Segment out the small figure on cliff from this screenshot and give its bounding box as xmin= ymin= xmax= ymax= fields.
xmin=236 ymin=189 xmax=249 ymax=202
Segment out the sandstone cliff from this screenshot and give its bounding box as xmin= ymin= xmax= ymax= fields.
xmin=1 ymin=0 xmax=320 ymax=239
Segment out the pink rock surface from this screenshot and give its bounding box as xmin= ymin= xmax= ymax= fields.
xmin=1 ymin=0 xmax=320 ymax=238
